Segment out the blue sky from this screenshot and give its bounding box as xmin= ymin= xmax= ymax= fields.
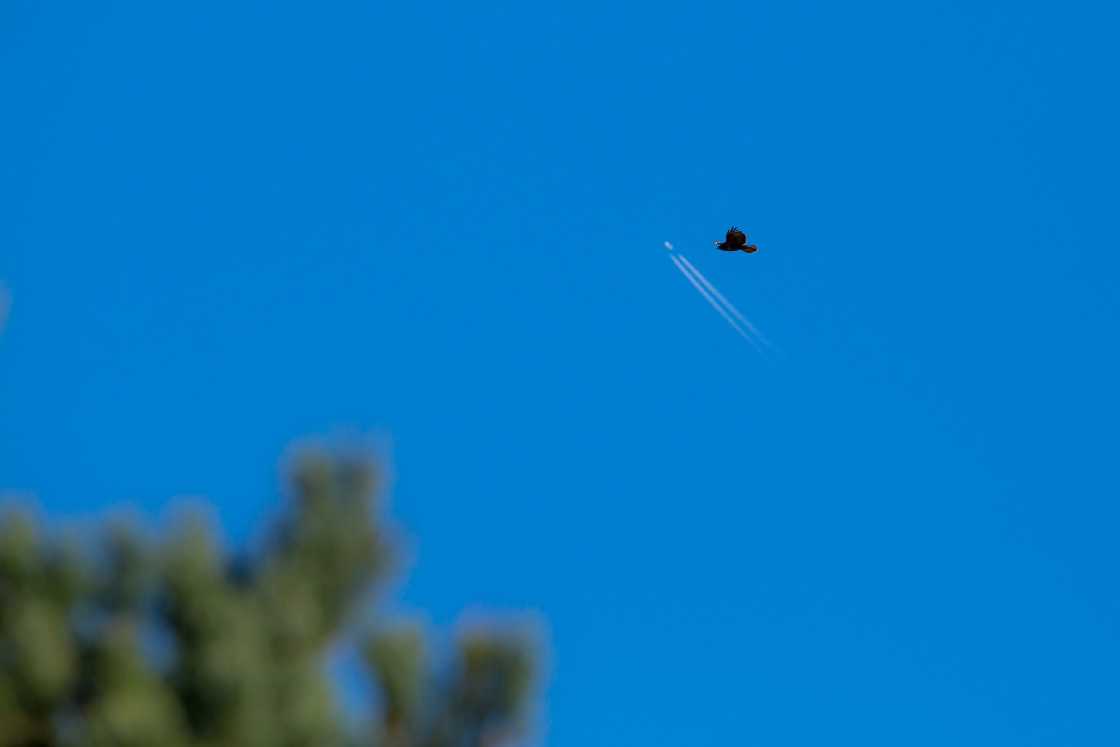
xmin=2 ymin=1 xmax=1118 ymax=743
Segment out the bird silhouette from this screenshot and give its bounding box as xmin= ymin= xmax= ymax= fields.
xmin=714 ymin=227 xmax=758 ymax=253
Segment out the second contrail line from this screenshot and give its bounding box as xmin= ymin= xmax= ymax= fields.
xmin=670 ymin=254 xmax=763 ymax=353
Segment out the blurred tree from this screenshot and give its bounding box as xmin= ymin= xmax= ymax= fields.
xmin=0 ymin=451 xmax=538 ymax=747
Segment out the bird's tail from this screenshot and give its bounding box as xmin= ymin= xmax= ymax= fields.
xmin=743 ymin=245 xmax=759 ymax=253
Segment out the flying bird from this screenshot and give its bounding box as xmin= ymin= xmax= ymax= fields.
xmin=714 ymin=227 xmax=758 ymax=254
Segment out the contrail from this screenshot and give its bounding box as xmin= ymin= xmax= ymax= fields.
xmin=670 ymin=254 xmax=762 ymax=353
xmin=675 ymin=254 xmax=769 ymax=346
xmin=0 ymin=284 xmax=9 ymax=336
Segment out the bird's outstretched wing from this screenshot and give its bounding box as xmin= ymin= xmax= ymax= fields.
xmin=726 ymin=228 xmax=747 ymax=247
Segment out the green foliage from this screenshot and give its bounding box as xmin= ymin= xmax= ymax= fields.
xmin=0 ymin=451 xmax=538 ymax=747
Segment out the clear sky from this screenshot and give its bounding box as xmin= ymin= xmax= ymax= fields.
xmin=2 ymin=1 xmax=1118 ymax=744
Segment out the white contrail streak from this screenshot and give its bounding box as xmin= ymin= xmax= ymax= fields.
xmin=675 ymin=254 xmax=769 ymax=346
xmin=0 ymin=284 xmax=9 ymax=336
xmin=671 ymin=255 xmax=762 ymax=353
